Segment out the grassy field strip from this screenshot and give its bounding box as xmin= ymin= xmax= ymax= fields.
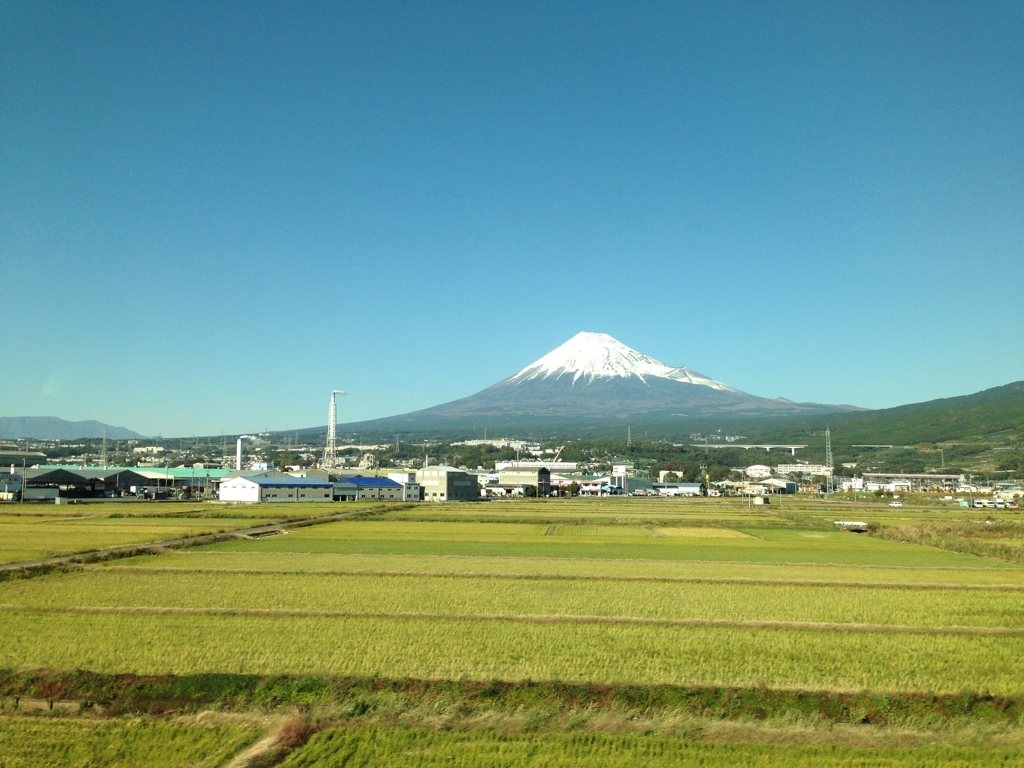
xmin=653 ymin=527 xmax=755 ymax=538
xmin=276 ymin=725 xmax=1024 ymax=768
xmin=203 ymin=534 xmax=1009 ymax=568
xmin=548 ymin=524 xmax=657 ymax=537
xmin=101 ymin=550 xmax=1024 ymax=583
xmin=5 ymin=604 xmax=1024 ymax=638
xmin=3 ymin=612 xmax=1023 ymax=694
xmin=0 ymin=501 xmax=390 ymax=520
xmin=0 ymin=551 xmax=53 ymax=565
xmin=0 ymin=520 xmax=271 ymax=532
xmin=0 ymin=502 xmax=400 ymax=566
xmin=97 ymin=564 xmax=1024 ymax=592
xmin=0 ymin=713 xmax=264 ymax=768
xmin=382 ymin=510 xmax=788 ymax=526
xmin=0 ymin=521 xmax=278 ymax=564
xmin=6 ymin=571 xmax=1024 ymax=629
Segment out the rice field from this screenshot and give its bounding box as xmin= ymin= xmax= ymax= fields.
xmin=0 ymin=714 xmax=263 ymax=768
xmin=0 ymin=518 xmax=277 ymax=564
xmin=0 ymin=500 xmax=391 ymax=565
xmin=201 ymin=519 xmax=1017 ymax=567
xmin=104 ymin=550 xmax=1024 ymax=586
xmin=5 ymin=569 xmax=1024 ymax=630
xmin=277 ymin=725 xmax=1024 ymax=768
xmin=4 ymin=496 xmax=1024 ymax=763
xmin=4 ymin=611 xmax=1024 ymax=693
xmin=379 ymin=500 xmax=790 ymax=528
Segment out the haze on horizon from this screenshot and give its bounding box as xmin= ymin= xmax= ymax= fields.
xmin=3 ymin=2 xmax=1022 ymax=437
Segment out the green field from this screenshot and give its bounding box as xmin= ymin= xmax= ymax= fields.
xmin=3 ymin=496 xmax=1024 ymax=764
xmin=199 ymin=519 xmax=1015 ymax=567
xmin=277 ymin=725 xmax=1024 ymax=768
xmin=0 ymin=502 xmax=389 ymax=565
xmin=105 ymin=550 xmax=1024 ymax=585
xmin=5 ymin=569 xmax=1024 ymax=630
xmin=0 ymin=519 xmax=280 ymax=564
xmin=0 ymin=714 xmax=263 ymax=768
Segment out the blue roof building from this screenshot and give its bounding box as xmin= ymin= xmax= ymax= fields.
xmin=334 ymin=475 xmax=406 ymax=502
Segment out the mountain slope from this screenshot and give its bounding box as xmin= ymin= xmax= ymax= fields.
xmin=756 ymin=381 xmax=1024 ymax=446
xmin=335 ymin=332 xmax=860 ymax=433
xmin=0 ymin=417 xmax=145 ymax=440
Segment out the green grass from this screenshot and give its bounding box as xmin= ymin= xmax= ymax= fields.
xmin=0 ymin=499 xmax=402 ymax=565
xmin=380 ymin=500 xmax=791 ymax=527
xmin=4 ymin=612 xmax=1024 ymax=694
xmin=102 ymin=551 xmax=1024 ymax=586
xmin=6 ymin=501 xmax=1024 ymax=763
xmin=5 ymin=570 xmax=1024 ymax=629
xmin=201 ymin=520 xmax=1012 ymax=568
xmin=0 ymin=714 xmax=262 ymax=768
xmin=279 ymin=724 xmax=1024 ymax=767
xmin=0 ymin=520 xmax=269 ymax=564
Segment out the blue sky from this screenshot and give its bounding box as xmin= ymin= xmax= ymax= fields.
xmin=2 ymin=1 xmax=1022 ymax=437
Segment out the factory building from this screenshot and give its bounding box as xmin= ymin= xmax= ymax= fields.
xmin=218 ymin=475 xmax=333 ymax=503
xmin=416 ymin=465 xmax=478 ymax=501
xmin=652 ymin=482 xmax=706 ymax=497
xmin=333 ymin=476 xmax=405 ymax=502
xmin=497 ymin=466 xmax=551 ymax=497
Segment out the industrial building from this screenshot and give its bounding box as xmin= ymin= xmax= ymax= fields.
xmin=775 ymin=464 xmax=833 ymax=477
xmin=861 ymin=473 xmax=960 ymax=491
xmin=497 ymin=467 xmax=551 ymax=497
xmin=751 ymin=478 xmax=799 ymax=494
xmin=416 ymin=465 xmax=478 ymax=501
xmin=652 ymin=482 xmax=706 ymax=497
xmin=333 ymin=476 xmax=405 ymax=502
xmin=11 ymin=466 xmax=230 ymax=500
xmin=386 ymin=472 xmax=424 ymax=501
xmin=218 ymin=475 xmax=333 ymax=503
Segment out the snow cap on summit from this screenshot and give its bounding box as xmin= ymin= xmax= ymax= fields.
xmin=508 ymin=331 xmax=735 ymax=391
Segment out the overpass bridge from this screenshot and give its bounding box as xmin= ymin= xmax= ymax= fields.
xmin=691 ymin=444 xmax=807 ymax=456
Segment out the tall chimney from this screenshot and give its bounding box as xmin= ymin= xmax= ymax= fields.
xmin=236 ymin=439 xmax=242 ymax=471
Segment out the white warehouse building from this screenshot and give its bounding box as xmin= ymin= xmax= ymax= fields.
xmin=219 ymin=475 xmax=333 ymax=503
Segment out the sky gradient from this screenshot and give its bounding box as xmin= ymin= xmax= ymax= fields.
xmin=3 ymin=1 xmax=1022 ymax=437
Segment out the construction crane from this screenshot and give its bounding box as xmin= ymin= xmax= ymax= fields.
xmin=322 ymin=390 xmax=347 ymax=469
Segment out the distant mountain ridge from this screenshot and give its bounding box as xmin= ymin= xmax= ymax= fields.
xmin=334 ymin=332 xmax=861 ymax=433
xmin=0 ymin=417 xmax=144 ymax=440
xmin=758 ymin=381 xmax=1024 ymax=446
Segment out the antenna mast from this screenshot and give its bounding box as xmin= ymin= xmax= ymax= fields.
xmin=322 ymin=390 xmax=347 ymax=469
xmin=824 ymin=426 xmax=834 ymax=496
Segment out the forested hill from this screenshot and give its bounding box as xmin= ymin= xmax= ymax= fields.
xmin=756 ymin=382 xmax=1024 ymax=446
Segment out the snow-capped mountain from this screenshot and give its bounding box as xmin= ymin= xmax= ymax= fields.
xmin=334 ymin=332 xmax=861 ymax=433
xmin=508 ymin=331 xmax=736 ymax=391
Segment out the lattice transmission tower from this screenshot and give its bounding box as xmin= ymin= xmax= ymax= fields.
xmin=322 ymin=390 xmax=347 ymax=469
xmin=824 ymin=426 xmax=834 ymax=495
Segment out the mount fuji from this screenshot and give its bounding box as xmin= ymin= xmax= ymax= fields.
xmin=335 ymin=332 xmax=861 ymax=433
